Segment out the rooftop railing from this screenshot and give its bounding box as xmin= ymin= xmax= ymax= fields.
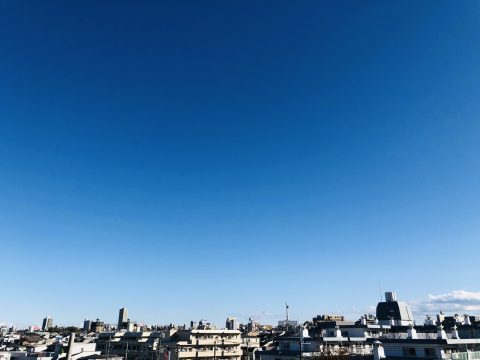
xmin=381 ymin=333 xmax=454 ymax=340
xmin=451 ymin=351 xmax=480 ymax=360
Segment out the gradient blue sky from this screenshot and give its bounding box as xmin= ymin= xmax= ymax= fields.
xmin=1 ymin=1 xmax=480 ymax=328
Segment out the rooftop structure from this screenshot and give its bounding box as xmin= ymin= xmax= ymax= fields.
xmin=376 ymin=292 xmax=414 ymax=326
xmin=226 ymin=318 xmax=239 ymax=331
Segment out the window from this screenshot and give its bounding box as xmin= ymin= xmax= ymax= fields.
xmin=425 ymin=348 xmax=435 ymax=357
xmin=403 ymin=348 xmax=416 ymax=357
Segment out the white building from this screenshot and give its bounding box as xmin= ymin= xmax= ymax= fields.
xmin=173 ymin=329 xmax=242 ymax=360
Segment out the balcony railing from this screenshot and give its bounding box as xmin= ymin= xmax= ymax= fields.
xmin=177 ymin=350 xmax=243 ymax=358
xmin=381 ymin=333 xmax=454 ymax=340
xmin=195 ymin=339 xmax=241 ymax=346
xmin=451 ymin=351 xmax=480 ymax=360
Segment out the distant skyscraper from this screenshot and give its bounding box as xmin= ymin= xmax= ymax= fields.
xmin=226 ymin=317 xmax=238 ymax=330
xmin=118 ymin=307 xmax=128 ymax=330
xmin=83 ymin=319 xmax=92 ymax=332
xmin=42 ymin=316 xmax=53 ymax=331
xmin=92 ymin=318 xmax=105 ymax=333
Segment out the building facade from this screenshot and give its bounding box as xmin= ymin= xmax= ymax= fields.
xmin=118 ymin=308 xmax=128 ymax=331
xmin=173 ymin=329 xmax=242 ymax=360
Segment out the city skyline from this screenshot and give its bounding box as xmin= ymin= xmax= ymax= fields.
xmin=3 ymin=293 xmax=480 ymax=360
xmin=1 ymin=2 xmax=480 ymax=327
xmin=3 ymin=289 xmax=480 ymax=329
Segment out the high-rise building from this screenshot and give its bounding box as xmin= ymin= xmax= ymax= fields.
xmin=226 ymin=317 xmax=239 ymax=330
xmin=118 ymin=307 xmax=128 ymax=330
xmin=83 ymin=319 xmax=92 ymax=332
xmin=42 ymin=316 xmax=53 ymax=331
xmin=91 ymin=319 xmax=105 ymax=333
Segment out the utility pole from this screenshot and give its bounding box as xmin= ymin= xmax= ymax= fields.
xmin=299 ymin=326 xmax=303 ymax=360
xmin=213 ymin=340 xmax=216 ymax=360
xmin=125 ymin=341 xmax=129 ymax=360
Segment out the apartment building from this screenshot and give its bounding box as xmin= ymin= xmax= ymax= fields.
xmin=172 ymin=329 xmax=242 ymax=360
xmin=96 ymin=330 xmax=173 ymax=359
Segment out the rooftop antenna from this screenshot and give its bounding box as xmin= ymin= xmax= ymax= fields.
xmin=286 ymin=302 xmax=289 ymax=322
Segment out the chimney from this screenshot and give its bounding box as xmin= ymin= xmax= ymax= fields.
xmin=335 ymin=326 xmax=342 ymax=338
xmin=373 ymin=341 xmax=385 ymax=360
xmin=66 ymin=333 xmax=75 ymax=360
xmin=407 ymin=324 xmax=417 ymax=339
xmin=437 ymin=325 xmax=446 ymax=340
xmin=451 ymin=325 xmax=460 ymax=339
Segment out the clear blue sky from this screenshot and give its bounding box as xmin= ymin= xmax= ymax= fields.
xmin=1 ymin=1 xmax=480 ymax=328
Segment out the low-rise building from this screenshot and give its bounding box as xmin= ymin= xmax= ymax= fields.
xmin=173 ymin=329 xmax=242 ymax=360
xmin=96 ymin=330 xmax=172 ymax=359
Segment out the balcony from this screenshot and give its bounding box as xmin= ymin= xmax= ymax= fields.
xmin=195 ymin=339 xmax=241 ymax=346
xmin=382 ymin=333 xmax=454 ymax=340
xmin=177 ymin=349 xmax=243 ymax=358
xmin=451 ymin=351 xmax=480 ymax=360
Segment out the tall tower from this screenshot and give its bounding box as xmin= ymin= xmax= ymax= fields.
xmin=42 ymin=316 xmax=53 ymax=331
xmin=83 ymin=319 xmax=92 ymax=332
xmin=226 ymin=317 xmax=238 ymax=330
xmin=118 ymin=308 xmax=128 ymax=330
